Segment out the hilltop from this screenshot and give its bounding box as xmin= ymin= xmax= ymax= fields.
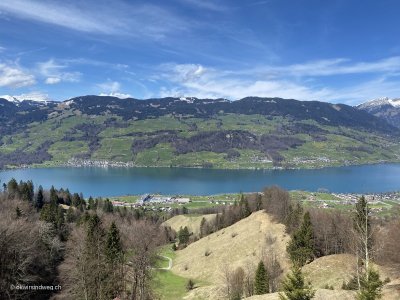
xmin=1 ymin=95 xmax=400 ymax=169
xmin=162 ymin=214 xmax=217 ymax=237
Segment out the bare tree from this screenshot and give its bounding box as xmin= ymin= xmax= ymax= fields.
xmin=122 ymin=220 xmax=163 ymax=300
xmin=221 ymin=264 xmax=245 ymax=300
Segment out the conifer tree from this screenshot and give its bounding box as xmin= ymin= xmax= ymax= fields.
xmin=66 ymin=207 xmax=75 ymax=223
xmin=104 ymin=221 xmax=124 ymax=298
xmin=254 ymin=261 xmax=269 ymax=294
xmin=239 ymin=193 xmax=251 ymax=218
xmin=84 ymin=214 xmax=108 ymax=299
xmin=88 ymin=196 xmax=95 ymax=210
xmin=287 ymin=212 xmax=315 ymax=266
xmin=27 ymin=180 xmax=34 ymax=202
xmin=105 ymin=221 xmax=123 ymax=262
xmin=35 ymin=185 xmax=44 ymax=210
xmin=178 ymin=226 xmax=190 ymax=245
xmin=7 ymin=178 xmax=19 ymax=199
xmin=50 ymin=185 xmax=58 ymax=204
xmin=357 ymin=267 xmax=384 ymax=300
xmin=279 ymin=266 xmax=315 ymax=300
xmin=65 ymin=189 xmax=72 ymax=206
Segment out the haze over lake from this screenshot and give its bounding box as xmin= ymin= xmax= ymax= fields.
xmin=1 ymin=164 xmax=400 ymax=197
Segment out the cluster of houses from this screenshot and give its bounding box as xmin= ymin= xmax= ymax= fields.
xmin=111 ymin=194 xmax=191 ymax=208
xmin=307 ymin=192 xmax=399 ymax=213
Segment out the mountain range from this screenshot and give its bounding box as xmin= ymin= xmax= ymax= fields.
xmin=0 ymin=95 xmax=399 ymax=170
xmin=357 ymin=97 xmax=400 ymax=128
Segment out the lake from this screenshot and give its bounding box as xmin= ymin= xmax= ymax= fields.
xmin=0 ymin=164 xmax=399 ymax=197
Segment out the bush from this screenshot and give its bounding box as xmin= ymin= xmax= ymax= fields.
xmin=186 ymin=279 xmax=195 ymax=291
xmin=342 ymin=276 xmax=359 ymax=290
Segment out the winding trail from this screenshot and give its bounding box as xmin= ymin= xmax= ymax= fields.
xmin=157 ymin=255 xmax=173 ymax=270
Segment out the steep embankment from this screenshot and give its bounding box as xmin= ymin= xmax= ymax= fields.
xmin=169 ymin=211 xmax=290 ymax=299
xmin=162 ymin=214 xmax=217 ymax=237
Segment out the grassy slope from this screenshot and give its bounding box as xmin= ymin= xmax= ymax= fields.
xmin=170 ymin=211 xmax=291 ymax=299
xmin=1 ymin=110 xmax=400 ymax=169
xmin=162 ymin=214 xmax=217 ymax=237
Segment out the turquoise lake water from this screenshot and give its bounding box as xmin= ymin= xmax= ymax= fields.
xmin=0 ymin=164 xmax=399 ymax=197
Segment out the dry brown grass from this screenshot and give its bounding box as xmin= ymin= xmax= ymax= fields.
xmin=171 ymin=211 xmax=290 ymax=284
xmin=302 ymin=254 xmax=400 ymax=300
xmin=162 ymin=214 xmax=217 ymax=237
xmin=175 ymin=213 xmax=400 ymax=300
xmin=302 ymin=254 xmax=356 ymax=289
xmin=245 ymin=289 xmax=356 ymax=300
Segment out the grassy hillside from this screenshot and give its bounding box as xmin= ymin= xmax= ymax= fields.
xmin=155 ymin=209 xmax=400 ymax=300
xmin=1 ymin=96 xmax=400 ymax=169
xmin=163 ymin=211 xmax=290 ymax=299
xmin=162 ymin=214 xmax=217 ymax=237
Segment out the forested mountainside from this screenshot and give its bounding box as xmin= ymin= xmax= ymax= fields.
xmin=1 ymin=96 xmax=399 ymax=169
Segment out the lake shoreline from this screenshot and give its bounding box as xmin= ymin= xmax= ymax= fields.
xmin=1 ymin=157 xmax=400 ymax=172
xmin=1 ymin=163 xmax=400 ymax=196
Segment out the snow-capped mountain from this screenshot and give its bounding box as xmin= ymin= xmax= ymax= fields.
xmin=357 ymin=97 xmax=400 ymax=128
xmin=357 ymin=97 xmax=400 ymax=109
xmin=0 ymin=93 xmax=51 ymax=104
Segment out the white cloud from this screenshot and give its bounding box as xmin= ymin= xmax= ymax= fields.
xmin=45 ymin=77 xmax=61 ymax=84
xmin=0 ymin=0 xmax=188 ymax=39
xmin=0 ymin=46 xmax=5 ymax=52
xmin=97 ymin=80 xmax=133 ymax=99
xmin=156 ymin=59 xmax=400 ymax=104
xmin=177 ymin=0 xmax=227 ymax=12
xmin=97 ymin=81 xmax=121 ymax=93
xmin=251 ymin=57 xmax=400 ymax=78
xmin=37 ymin=59 xmax=81 ymax=84
xmin=158 ymin=63 xmax=332 ymax=100
xmin=0 ymin=62 xmax=35 ymax=88
xmin=99 ymin=92 xmax=132 ymax=99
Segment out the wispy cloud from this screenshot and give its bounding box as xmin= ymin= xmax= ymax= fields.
xmin=0 ymin=62 xmax=35 ymax=88
xmin=64 ymin=58 xmax=129 ymax=71
xmin=37 ymin=59 xmax=81 ymax=84
xmin=249 ymin=57 xmax=400 ymax=78
xmin=155 ymin=57 xmax=400 ymax=103
xmin=177 ymin=0 xmax=228 ymax=12
xmin=97 ymin=80 xmax=131 ymax=99
xmin=97 ymin=81 xmax=121 ymax=93
xmin=157 ymin=63 xmax=332 ymax=100
xmin=0 ymin=0 xmax=189 ymax=40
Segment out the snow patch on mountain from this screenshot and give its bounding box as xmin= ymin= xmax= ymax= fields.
xmin=0 ymin=93 xmax=51 ymax=104
xmin=357 ymin=97 xmax=400 ymax=109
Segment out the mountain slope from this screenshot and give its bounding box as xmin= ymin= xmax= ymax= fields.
xmin=357 ymin=97 xmax=400 ymax=128
xmin=0 ymin=95 xmax=400 ymax=169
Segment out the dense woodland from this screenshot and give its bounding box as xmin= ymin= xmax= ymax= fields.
xmin=0 ymin=180 xmax=399 ymax=299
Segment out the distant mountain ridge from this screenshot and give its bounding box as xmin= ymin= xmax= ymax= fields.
xmin=357 ymin=97 xmax=400 ymax=128
xmin=1 ymin=95 xmax=400 ymax=170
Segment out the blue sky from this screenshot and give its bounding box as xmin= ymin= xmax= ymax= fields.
xmin=1 ymin=0 xmax=400 ymax=104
